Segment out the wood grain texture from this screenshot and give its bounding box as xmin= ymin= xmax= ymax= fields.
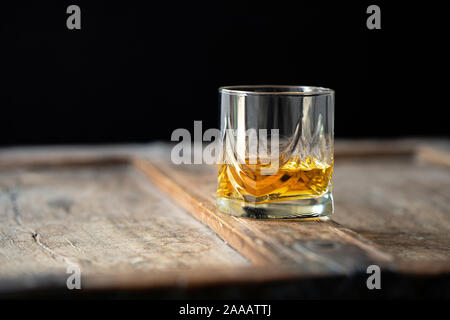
xmin=134 ymin=140 xmax=450 ymax=273
xmin=0 ymin=163 xmax=248 ymax=293
xmin=332 ymin=156 xmax=450 ymax=262
xmin=0 ymin=139 xmax=449 ymax=297
xmin=134 ymin=151 xmax=394 ymax=274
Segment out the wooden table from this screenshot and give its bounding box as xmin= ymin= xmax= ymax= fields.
xmin=0 ymin=139 xmax=449 ymax=298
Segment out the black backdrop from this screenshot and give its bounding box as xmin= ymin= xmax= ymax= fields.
xmin=1 ymin=1 xmax=448 ymax=145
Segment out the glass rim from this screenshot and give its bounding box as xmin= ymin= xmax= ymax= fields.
xmin=219 ymin=85 xmax=334 ymax=96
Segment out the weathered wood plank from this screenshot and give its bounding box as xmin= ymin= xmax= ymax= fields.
xmin=134 ymin=153 xmax=394 ymax=274
xmin=0 ymin=139 xmax=449 ymax=296
xmin=416 ymin=143 xmax=450 ymax=168
xmin=134 ymin=140 xmax=450 ymax=273
xmin=0 ymin=139 xmax=446 ymax=168
xmin=0 ymin=145 xmax=141 ymax=169
xmin=332 ymin=156 xmax=450 ymax=262
xmin=0 ymin=164 xmax=248 ymax=293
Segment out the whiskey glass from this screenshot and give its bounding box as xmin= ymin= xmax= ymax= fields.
xmin=217 ymin=85 xmax=334 ymax=219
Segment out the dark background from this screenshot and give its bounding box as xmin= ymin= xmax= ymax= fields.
xmin=0 ymin=1 xmax=448 ymax=146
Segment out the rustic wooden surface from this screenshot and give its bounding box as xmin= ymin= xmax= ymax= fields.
xmin=0 ymin=161 xmax=248 ymax=295
xmin=135 ymin=157 xmax=393 ymax=274
xmin=136 ymin=140 xmax=450 ymax=267
xmin=0 ymin=139 xmax=449 ymax=298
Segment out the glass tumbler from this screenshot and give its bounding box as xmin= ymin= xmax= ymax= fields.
xmin=217 ymin=85 xmax=334 ymax=219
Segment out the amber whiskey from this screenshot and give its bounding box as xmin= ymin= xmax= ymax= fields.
xmin=217 ymin=157 xmax=333 ymax=204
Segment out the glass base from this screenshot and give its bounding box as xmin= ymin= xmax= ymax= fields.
xmin=216 ymin=192 xmax=334 ymax=220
